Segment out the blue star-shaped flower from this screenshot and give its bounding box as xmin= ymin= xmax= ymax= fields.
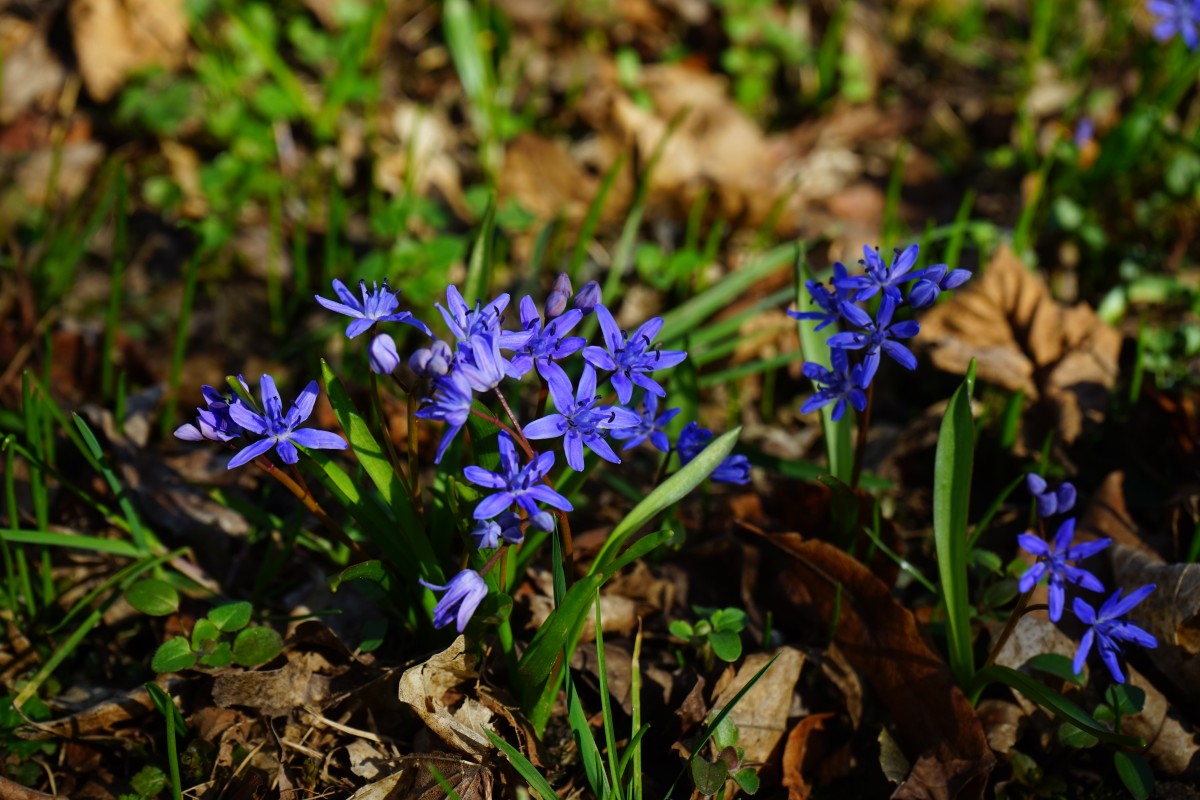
xmin=1018 ymin=517 xmax=1110 ymax=621
xmin=833 ymin=244 xmax=921 ymax=303
xmin=523 ymin=364 xmax=641 ymax=471
xmin=436 ymin=285 xmax=521 ymax=345
xmin=583 ymin=305 xmax=687 ymax=404
xmin=677 ymin=422 xmax=752 ymax=485
xmin=174 ymin=381 xmax=248 ymax=443
xmin=1026 ymin=473 xmax=1077 ymax=518
xmin=800 ymin=348 xmax=867 ymax=421
xmin=421 ymin=569 xmax=489 ymax=633
xmin=906 ymin=264 xmax=972 ymax=309
xmin=415 ymin=370 xmax=474 ymax=463
xmin=507 ymin=295 xmax=586 ymax=378
xmin=610 ymin=392 xmax=681 ymax=452
xmin=825 ymin=293 xmax=921 ymax=387
xmin=315 ymin=279 xmax=431 ymax=339
xmin=463 ymin=431 xmax=574 ymax=521
xmin=472 ymin=511 xmax=525 ymax=550
xmin=1073 ymin=585 xmax=1158 ymax=683
xmin=1149 ymin=0 xmax=1200 ymax=49
xmin=226 ymin=375 xmax=347 ymax=468
xmin=787 ymin=262 xmax=855 ymax=331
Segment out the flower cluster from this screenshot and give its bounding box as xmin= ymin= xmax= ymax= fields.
xmin=789 ymin=244 xmax=970 ymax=420
xmin=1149 ymin=0 xmax=1200 ymax=49
xmin=1016 ymin=474 xmax=1156 ymax=683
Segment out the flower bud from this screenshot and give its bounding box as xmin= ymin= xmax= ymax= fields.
xmin=409 ymin=340 xmax=453 ymax=377
xmin=544 ymin=273 xmax=573 ymax=319
xmin=369 ymin=333 xmax=401 ymax=375
xmin=573 ymin=280 xmax=602 ymax=314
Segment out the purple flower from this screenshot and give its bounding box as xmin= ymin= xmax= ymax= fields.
xmin=524 ymin=364 xmax=642 ymax=471
xmin=472 ymin=511 xmax=525 ymax=549
xmin=833 ymin=244 xmax=921 ymax=303
xmin=1074 ymin=118 xmax=1095 ymax=149
xmin=1149 ymin=0 xmax=1200 ymax=49
xmin=906 ymin=264 xmax=972 ymax=309
xmin=463 ymin=431 xmax=574 ymax=520
xmin=226 ymin=375 xmax=347 ymax=468
xmin=456 ymin=333 xmax=508 ymax=392
xmin=583 ymin=305 xmax=688 ymax=404
xmin=1026 ymin=473 xmax=1077 ymax=518
xmin=787 ymin=262 xmax=855 ymax=331
xmin=574 ymin=280 xmax=602 ymax=314
xmin=315 ymin=279 xmax=431 ymax=339
xmin=415 ymin=370 xmax=473 ymax=463
xmin=826 ymin=293 xmax=920 ymax=388
xmin=421 ymin=570 xmax=489 ymax=633
xmin=174 ymin=382 xmax=248 ymax=443
xmin=368 ymin=333 xmax=401 ymax=375
xmin=677 ymin=422 xmax=751 ymax=485
xmin=1018 ymin=518 xmax=1110 ymax=622
xmin=507 ymin=295 xmax=586 ymax=378
xmin=409 ymin=340 xmax=454 ymax=378
xmin=1073 ymin=585 xmax=1158 ymax=683
xmin=545 ymin=273 xmax=573 ymax=319
xmin=436 ymin=285 xmax=514 ymax=343
xmin=800 ymin=348 xmax=867 ymax=421
xmin=610 ymin=392 xmax=680 ymax=452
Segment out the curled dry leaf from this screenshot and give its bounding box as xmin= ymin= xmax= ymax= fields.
xmin=68 ymin=0 xmax=188 ymax=102
xmin=346 ymin=754 xmax=493 ymax=800
xmin=761 ymin=533 xmax=994 ymax=799
xmin=397 ymin=636 xmax=495 ymax=758
xmin=781 ymin=712 xmax=837 ymax=800
xmin=919 ymin=246 xmax=1121 ymax=446
xmin=212 ymin=649 xmax=340 ymax=717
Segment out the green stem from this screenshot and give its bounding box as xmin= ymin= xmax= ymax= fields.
xmin=369 ymin=371 xmax=411 ymax=494
xmin=850 ymin=381 xmax=875 ymax=490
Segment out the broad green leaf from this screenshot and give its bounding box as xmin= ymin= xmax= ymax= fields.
xmin=668 ymin=620 xmax=694 ymax=640
xmin=125 ymin=579 xmax=179 ymax=617
xmin=710 ymin=608 xmax=747 ymax=632
xmin=1057 ymin=721 xmax=1099 ymax=748
xmin=732 ymin=767 xmax=760 ymax=794
xmin=933 ymin=361 xmax=976 ymax=688
xmin=199 ymin=642 xmax=234 ymax=668
xmin=232 ymin=626 xmax=283 ymax=667
xmin=973 ymin=665 xmax=1142 ymax=747
xmin=1027 ymin=653 xmax=1085 ymax=687
xmin=207 ymin=601 xmax=252 ymax=632
xmin=130 ymin=766 xmax=167 ymax=797
xmin=320 ymin=361 xmax=441 ymax=582
xmin=152 ymin=638 xmax=197 ymax=673
xmin=1105 ymin=684 xmax=1145 ymax=716
xmin=329 ymin=560 xmax=394 ymax=593
xmin=191 ymin=619 xmax=220 ymax=651
xmin=708 ymin=630 xmax=743 ymax=663
xmin=690 ymin=757 xmax=729 ymax=796
xmin=486 ymin=730 xmax=561 ymax=800
xmin=1113 ymin=751 xmax=1153 ymax=800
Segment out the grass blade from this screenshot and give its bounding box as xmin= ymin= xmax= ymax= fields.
xmin=486 ymin=730 xmax=561 ymax=800
xmin=72 ymin=413 xmax=151 ymax=555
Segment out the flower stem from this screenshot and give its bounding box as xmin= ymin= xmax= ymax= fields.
xmin=253 ymin=456 xmax=365 ymax=560
xmin=982 ymin=589 xmax=1033 ymax=671
xmin=850 ymin=380 xmax=875 ymax=489
xmin=406 ymin=390 xmax=422 ymax=515
xmin=469 ymin=408 xmax=535 ymax=459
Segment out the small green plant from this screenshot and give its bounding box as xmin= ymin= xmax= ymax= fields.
xmin=124 ymin=580 xmax=283 ymax=671
xmin=670 ymin=606 xmax=747 ymax=668
xmin=688 ymin=716 xmax=760 ymax=798
xmin=1057 ymin=681 xmax=1154 ymax=800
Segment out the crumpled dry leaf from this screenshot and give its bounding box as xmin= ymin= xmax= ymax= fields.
xmin=68 ymin=0 xmax=188 ymax=102
xmin=762 ymin=533 xmax=994 ymax=799
xmin=710 ymin=647 xmax=806 ymax=768
xmin=995 ymin=615 xmax=1200 ymax=778
xmin=919 ymin=246 xmax=1121 ymax=446
xmin=213 ymin=649 xmax=341 ymax=717
xmin=0 ymin=16 xmax=66 ymax=124
xmin=346 ymin=754 xmax=494 ymax=800
xmin=781 ymin=712 xmax=837 ymax=800
xmin=397 ymin=636 xmax=495 ymax=758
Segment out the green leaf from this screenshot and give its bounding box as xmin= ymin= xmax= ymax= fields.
xmin=131 ymin=765 xmax=167 ymax=797
xmin=1027 ymin=653 xmax=1085 ymax=687
xmin=732 ymin=766 xmax=760 ymax=794
xmin=933 ymin=360 xmax=976 ymax=688
xmin=463 ymin=190 xmax=495 ymax=304
xmin=711 ymin=715 xmax=739 ymax=750
xmin=708 ymin=630 xmax=743 ymax=663
xmin=207 ymin=601 xmax=252 ymax=632
xmin=972 ymin=665 xmax=1142 ymax=747
xmin=199 ymin=641 xmax=233 ymax=668
xmin=191 ymin=619 xmax=220 ymax=651
xmin=710 ymin=608 xmax=747 ymax=633
xmin=485 ymin=730 xmax=561 ymax=800
xmin=231 ymin=626 xmax=283 ymax=667
xmin=125 ymin=579 xmax=180 ymax=617
xmin=152 ymin=638 xmax=197 ymax=673
xmin=669 ymin=620 xmax=694 ymax=640
xmin=690 ymin=757 xmax=729 ymax=796
xmin=1113 ymin=751 xmax=1153 ymax=800
xmin=567 ymin=677 xmax=610 ymax=799
xmin=329 ymin=560 xmax=394 ymax=593
xmin=1105 ymin=684 xmax=1146 ymax=716
xmin=1057 ymin=721 xmax=1099 ymax=748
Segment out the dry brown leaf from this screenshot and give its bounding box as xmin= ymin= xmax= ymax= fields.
xmin=763 ymin=533 xmax=994 ymax=798
xmin=68 ymin=0 xmax=188 ymax=102
xmin=710 ymin=647 xmax=806 ymax=768
xmin=212 ymin=649 xmax=341 ymax=717
xmin=0 ymin=17 xmax=65 ymax=124
xmin=781 ymin=712 xmax=836 ymax=800
xmin=397 ymin=636 xmax=494 ymax=758
xmin=919 ymin=246 xmax=1121 ymax=445
xmin=347 ymin=754 xmax=493 ymax=800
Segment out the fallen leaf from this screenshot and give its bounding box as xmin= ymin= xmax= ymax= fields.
xmin=213 ymin=648 xmax=343 ymax=717
xmin=919 ymin=246 xmax=1122 ymax=446
xmin=781 ymin=712 xmax=836 ymax=800
xmin=397 ymin=636 xmax=495 ymax=758
xmin=0 ymin=16 xmax=65 ymax=124
xmin=710 ymin=647 xmax=806 ymax=767
xmin=762 ymin=533 xmax=994 ymax=799
xmin=68 ymin=0 xmax=189 ymax=102
xmin=347 ymin=754 xmax=493 ymax=800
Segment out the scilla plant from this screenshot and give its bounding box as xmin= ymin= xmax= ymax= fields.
xmin=172 ymin=216 xmax=751 ymax=741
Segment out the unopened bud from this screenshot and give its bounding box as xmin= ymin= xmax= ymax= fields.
xmin=573 ymin=280 xmax=602 ymax=314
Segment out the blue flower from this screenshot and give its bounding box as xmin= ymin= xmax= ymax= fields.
xmin=610 ymin=392 xmax=680 ymax=452
xmin=1073 ymin=585 xmax=1158 ymax=683
xmin=1026 ymin=473 xmax=1077 ymax=518
xmin=906 ymin=264 xmax=972 ymax=309
xmin=507 ymin=295 xmax=586 ymax=378
xmin=409 ymin=340 xmax=454 ymax=378
xmin=677 ymin=422 xmax=752 ymax=485
xmin=455 ymin=333 xmax=509 ymax=392
xmin=226 ymin=375 xmax=347 ymax=468
xmin=368 ymin=333 xmax=401 ymax=375
xmin=583 ymin=305 xmax=688 ymax=404
xmin=415 ymin=370 xmax=474 ymax=463
xmin=574 ymin=280 xmax=602 ymax=314
xmin=421 ymin=570 xmax=489 ymax=633
xmin=1149 ymin=0 xmax=1200 ymax=49
xmin=833 ymin=244 xmax=921 ymax=303
xmin=436 ymin=285 xmax=515 ymax=343
xmin=545 ymin=273 xmax=572 ymax=319
xmin=315 ymin=279 xmax=431 ymax=339
xmin=826 ymin=293 xmax=920 ymax=387
xmin=787 ymin=262 xmax=855 ymax=331
xmin=1018 ymin=518 xmax=1110 ymax=622
xmin=524 ymin=364 xmax=642 ymax=471
xmin=800 ymin=348 xmax=867 ymax=421
xmin=175 ymin=382 xmax=248 ymax=443
xmin=472 ymin=511 xmax=525 ymax=549
xmin=463 ymin=431 xmax=574 ymax=520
